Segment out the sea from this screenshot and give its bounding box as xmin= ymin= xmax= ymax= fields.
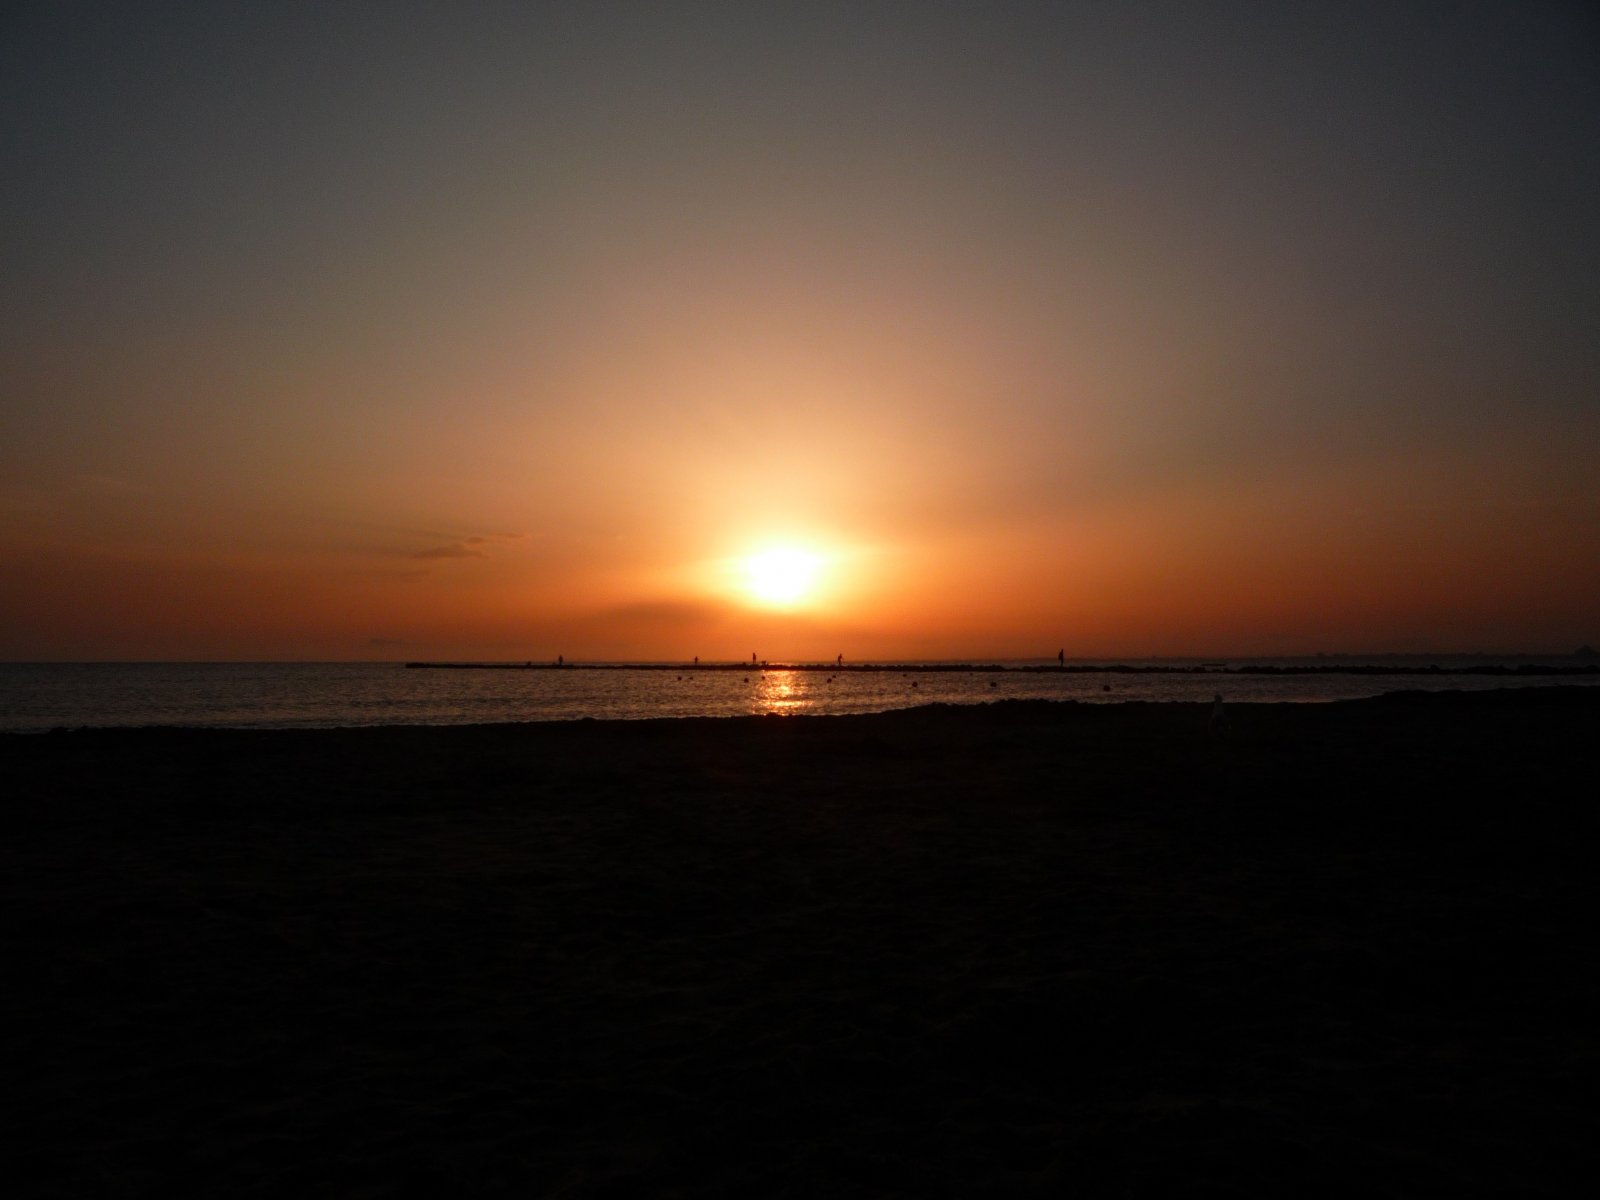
xmin=1 ymin=658 xmax=1595 ymax=733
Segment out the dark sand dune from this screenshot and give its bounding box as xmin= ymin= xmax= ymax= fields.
xmin=5 ymin=691 xmax=1597 ymax=1196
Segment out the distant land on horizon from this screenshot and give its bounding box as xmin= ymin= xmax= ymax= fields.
xmin=9 ymin=648 xmax=1597 ymax=667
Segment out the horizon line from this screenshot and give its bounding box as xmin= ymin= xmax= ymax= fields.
xmin=4 ymin=648 xmax=1596 ymax=667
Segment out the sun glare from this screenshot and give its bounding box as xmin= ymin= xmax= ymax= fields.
xmin=742 ymin=548 xmax=823 ymax=607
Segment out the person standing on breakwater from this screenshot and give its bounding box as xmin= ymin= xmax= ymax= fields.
xmin=557 ymin=654 xmax=564 ymax=667
xmin=1058 ymin=649 xmax=1065 ymax=668
xmin=837 ymin=653 xmax=843 ymax=667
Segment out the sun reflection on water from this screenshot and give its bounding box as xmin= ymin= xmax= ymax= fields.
xmin=751 ymin=669 xmax=811 ymax=715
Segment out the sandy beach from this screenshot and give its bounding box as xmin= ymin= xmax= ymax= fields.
xmin=5 ymin=690 xmax=1596 ymax=1196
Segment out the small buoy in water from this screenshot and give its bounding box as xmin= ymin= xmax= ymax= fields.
xmin=989 ymin=681 xmax=997 ymax=687
xmin=911 ymin=681 xmax=918 ymax=688
xmin=1103 ymin=684 xmax=1111 ymax=691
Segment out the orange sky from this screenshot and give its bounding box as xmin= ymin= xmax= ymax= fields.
xmin=3 ymin=4 xmax=1597 ymax=660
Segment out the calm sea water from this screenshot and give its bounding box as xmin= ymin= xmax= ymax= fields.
xmin=1 ymin=660 xmax=1594 ymax=732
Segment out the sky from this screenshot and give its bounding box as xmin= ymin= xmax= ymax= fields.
xmin=3 ymin=1 xmax=1597 ymax=661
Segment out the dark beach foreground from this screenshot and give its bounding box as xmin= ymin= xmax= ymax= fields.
xmin=5 ymin=691 xmax=1597 ymax=1197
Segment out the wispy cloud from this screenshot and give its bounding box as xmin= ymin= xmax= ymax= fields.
xmin=410 ymin=538 xmax=488 ymax=560
xmin=600 ymin=598 xmax=733 ymax=626
xmin=406 ymin=531 xmax=524 ymax=561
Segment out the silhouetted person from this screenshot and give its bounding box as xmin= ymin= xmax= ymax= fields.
xmin=752 ymin=652 xmax=757 ymax=665
xmin=1209 ymin=693 xmax=1229 ymax=737
xmin=693 ymin=656 xmax=699 ymax=666
xmin=837 ymin=653 xmax=843 ymax=667
xmin=1058 ymin=648 xmax=1065 ymax=668
xmin=557 ymin=654 xmax=563 ymax=667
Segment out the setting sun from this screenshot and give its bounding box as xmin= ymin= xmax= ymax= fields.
xmin=742 ymin=548 xmax=824 ymax=608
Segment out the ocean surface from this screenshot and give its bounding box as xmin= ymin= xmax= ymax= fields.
xmin=1 ymin=659 xmax=1595 ymax=732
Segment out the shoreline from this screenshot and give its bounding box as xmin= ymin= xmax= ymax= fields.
xmin=8 ymin=682 xmax=1600 ymax=738
xmin=7 ymin=688 xmax=1596 ymax=1194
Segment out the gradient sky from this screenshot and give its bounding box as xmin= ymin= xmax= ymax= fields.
xmin=3 ymin=1 xmax=1597 ymax=660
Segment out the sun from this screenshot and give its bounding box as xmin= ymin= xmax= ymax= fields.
xmin=742 ymin=547 xmax=823 ymax=608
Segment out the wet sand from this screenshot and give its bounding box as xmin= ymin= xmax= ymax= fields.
xmin=5 ymin=690 xmax=1596 ymax=1196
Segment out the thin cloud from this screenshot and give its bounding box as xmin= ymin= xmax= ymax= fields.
xmin=410 ymin=541 xmax=488 ymax=561
xmin=406 ymin=531 xmax=524 ymax=561
xmin=599 ymin=598 xmax=734 ymax=626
